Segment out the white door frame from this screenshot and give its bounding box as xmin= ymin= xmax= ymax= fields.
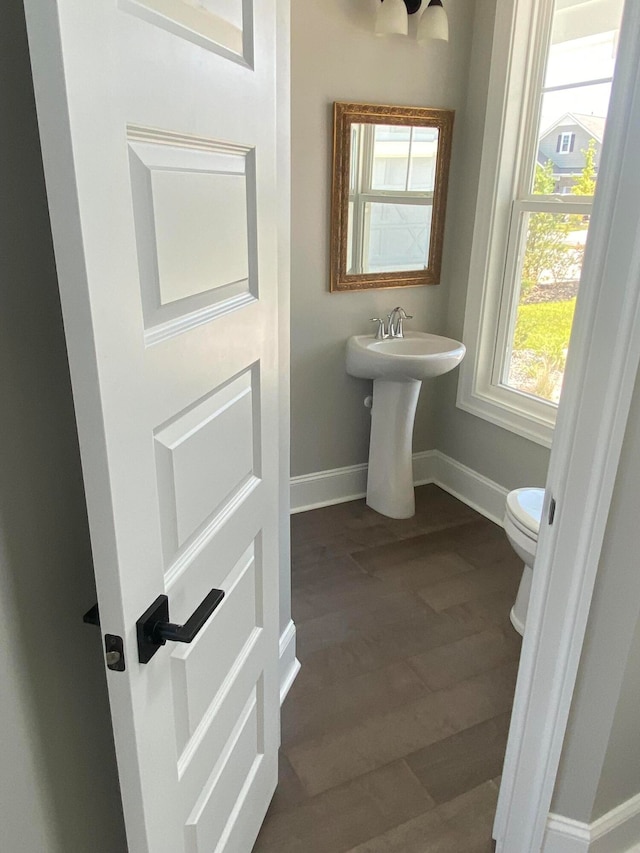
xmin=495 ymin=1 xmax=640 ymax=849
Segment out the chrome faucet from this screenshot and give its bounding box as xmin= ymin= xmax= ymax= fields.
xmin=370 ymin=317 xmax=389 ymax=340
xmin=387 ymin=306 xmax=413 ymax=338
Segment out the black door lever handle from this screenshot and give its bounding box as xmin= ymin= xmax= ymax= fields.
xmin=156 ymin=589 xmax=224 ymax=643
xmin=136 ymin=589 xmax=225 ymax=664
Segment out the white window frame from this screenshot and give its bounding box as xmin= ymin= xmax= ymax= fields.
xmin=558 ymin=131 xmax=574 ymax=152
xmin=457 ymin=0 xmax=603 ymax=447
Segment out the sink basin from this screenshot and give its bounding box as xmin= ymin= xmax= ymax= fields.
xmin=346 ymin=332 xmax=466 ymax=381
xmin=346 ymin=330 xmax=466 ymax=519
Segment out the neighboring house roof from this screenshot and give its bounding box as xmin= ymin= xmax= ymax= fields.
xmin=539 ymin=112 xmax=605 ymax=144
xmin=537 ymin=112 xmax=605 ymax=177
xmin=571 ymin=113 xmax=606 ymax=141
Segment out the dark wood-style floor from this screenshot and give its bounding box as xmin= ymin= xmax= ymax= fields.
xmin=253 ymin=485 xmax=523 ymax=853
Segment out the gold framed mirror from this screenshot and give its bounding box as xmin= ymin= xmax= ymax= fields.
xmin=330 ymin=102 xmax=454 ymax=292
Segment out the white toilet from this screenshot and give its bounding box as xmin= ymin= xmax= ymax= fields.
xmin=504 ymin=487 xmax=545 ymax=636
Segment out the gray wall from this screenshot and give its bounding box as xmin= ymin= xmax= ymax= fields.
xmin=290 ymin=0 xmax=474 ymax=477
xmin=552 ymin=368 xmax=640 ymax=823
xmin=593 ymin=607 xmax=640 ymax=819
xmin=0 ymin=3 xmax=127 ymax=851
xmin=290 ymin=0 xmax=551 ymax=494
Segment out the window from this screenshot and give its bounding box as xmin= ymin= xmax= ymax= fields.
xmin=458 ymin=0 xmax=624 ymax=446
xmin=347 ymin=123 xmax=437 ymax=274
xmin=557 ymin=132 xmax=575 ymax=152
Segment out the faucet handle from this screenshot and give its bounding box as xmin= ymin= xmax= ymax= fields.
xmin=370 ymin=317 xmax=387 ymax=340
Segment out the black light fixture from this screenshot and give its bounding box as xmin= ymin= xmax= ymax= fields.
xmin=375 ymin=0 xmax=449 ymax=42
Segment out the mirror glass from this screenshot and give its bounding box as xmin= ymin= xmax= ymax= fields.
xmin=331 ymin=103 xmax=454 ymax=292
xmin=347 ymin=123 xmax=439 ymax=274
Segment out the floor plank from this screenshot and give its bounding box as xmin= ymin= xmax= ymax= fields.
xmin=406 ymin=712 xmax=512 ymax=804
xmin=408 ymin=625 xmax=520 ymax=691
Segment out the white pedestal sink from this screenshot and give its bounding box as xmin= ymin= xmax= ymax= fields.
xmin=346 ymin=331 xmax=466 ymax=518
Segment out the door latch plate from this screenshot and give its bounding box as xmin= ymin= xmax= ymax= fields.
xmin=105 ymin=634 xmax=125 ymax=672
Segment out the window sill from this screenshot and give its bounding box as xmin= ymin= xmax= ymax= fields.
xmin=456 ymin=380 xmax=555 ymax=448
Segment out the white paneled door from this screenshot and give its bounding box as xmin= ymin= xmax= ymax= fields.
xmin=23 ymin=2 xmax=284 ymax=851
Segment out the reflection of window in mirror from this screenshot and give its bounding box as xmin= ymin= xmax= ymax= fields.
xmin=330 ymin=103 xmax=454 ymax=292
xmin=348 ymin=123 xmax=439 ymax=275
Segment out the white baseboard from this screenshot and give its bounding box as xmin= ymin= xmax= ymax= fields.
xmin=278 ymin=619 xmax=300 ymax=705
xmin=290 ymin=450 xmax=508 ymax=527
xmin=543 ymin=794 xmax=640 ymax=853
xmin=591 ymin=793 xmax=640 ymax=853
xmin=544 ymin=815 xmax=591 ymax=853
xmin=290 ymin=462 xmax=368 ymax=514
xmin=430 ymin=451 xmax=509 ymax=527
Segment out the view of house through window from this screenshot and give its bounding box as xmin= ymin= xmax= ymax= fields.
xmin=501 ymin=0 xmax=623 ymax=404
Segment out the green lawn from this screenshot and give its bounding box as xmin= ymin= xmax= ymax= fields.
xmin=513 ymin=298 xmax=576 ymax=360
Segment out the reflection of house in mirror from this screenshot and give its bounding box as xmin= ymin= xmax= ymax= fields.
xmin=537 ymin=112 xmax=604 ymax=193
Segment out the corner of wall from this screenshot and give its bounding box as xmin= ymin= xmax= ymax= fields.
xmin=552 ymin=371 xmax=640 ymax=827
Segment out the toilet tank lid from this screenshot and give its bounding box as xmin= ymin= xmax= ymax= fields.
xmin=506 ymin=488 xmax=545 ymax=534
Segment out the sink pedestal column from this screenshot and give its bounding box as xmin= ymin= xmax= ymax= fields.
xmin=366 ymin=378 xmax=422 ymax=519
